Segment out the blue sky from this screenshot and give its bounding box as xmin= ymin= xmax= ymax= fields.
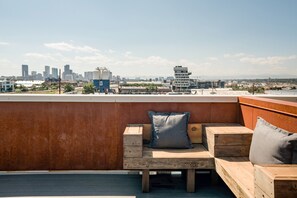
xmin=0 ymin=0 xmax=296 ymax=78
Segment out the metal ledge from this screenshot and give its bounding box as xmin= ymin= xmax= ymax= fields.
xmin=0 ymin=94 xmax=238 ymax=103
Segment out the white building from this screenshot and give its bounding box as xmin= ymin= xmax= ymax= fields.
xmin=0 ymin=79 xmax=15 ymax=92
xmin=84 ymin=71 xmax=94 ymax=81
xmin=93 ymin=67 xmax=112 ymax=80
xmin=15 ymin=80 xmax=44 ymax=88
xmin=173 ymin=66 xmax=192 ymax=91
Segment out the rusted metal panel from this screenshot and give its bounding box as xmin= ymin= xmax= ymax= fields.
xmin=0 ymin=101 xmax=237 ymax=171
xmin=239 ymin=97 xmax=297 ymax=132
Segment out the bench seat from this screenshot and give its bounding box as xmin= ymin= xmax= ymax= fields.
xmin=123 ymin=123 xmax=215 ymax=192
xmin=124 ymin=144 xmax=215 ymax=170
xmin=215 ymin=157 xmax=254 ymax=198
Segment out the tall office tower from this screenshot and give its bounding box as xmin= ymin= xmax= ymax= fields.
xmin=84 ymin=71 xmax=94 ymax=81
xmin=52 ymin=67 xmax=58 ymax=79
xmin=62 ymin=64 xmax=72 ymax=80
xmin=31 ymin=71 xmax=37 ymax=80
xmin=43 ymin=66 xmax=50 ymax=79
xmin=173 ymin=66 xmax=192 ymax=92
xmin=22 ymin=64 xmax=29 ymax=80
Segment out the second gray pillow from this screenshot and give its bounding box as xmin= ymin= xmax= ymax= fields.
xmin=249 ymin=117 xmax=297 ymax=164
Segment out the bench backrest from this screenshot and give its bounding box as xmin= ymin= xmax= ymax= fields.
xmin=142 ymin=123 xmax=202 ymax=143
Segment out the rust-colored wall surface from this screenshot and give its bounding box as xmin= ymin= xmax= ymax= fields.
xmin=0 ymin=102 xmax=238 ymax=171
xmin=239 ymin=97 xmax=297 ymax=132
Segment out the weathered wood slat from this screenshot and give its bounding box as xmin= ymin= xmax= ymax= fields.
xmin=215 ymin=157 xmax=254 ymax=198
xmin=142 ymin=123 xmax=202 ymax=143
xmin=213 ymin=145 xmax=250 ymax=157
xmin=203 ymin=124 xmax=253 ymax=157
xmin=255 ymin=184 xmax=271 ymax=198
xmin=254 ymin=165 xmax=297 ymax=198
xmin=142 ymin=169 xmax=150 ymax=193
xmin=123 ymin=125 xmax=143 ymax=146
xmin=124 ymin=157 xmax=214 ymax=170
xmin=187 ymin=169 xmax=195 ymax=192
xmin=142 ymin=144 xmax=211 ymax=158
xmin=124 ymin=144 xmax=214 ymax=169
xmin=123 ymin=145 xmax=142 ymax=158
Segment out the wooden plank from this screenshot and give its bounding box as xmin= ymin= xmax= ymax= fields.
xmin=255 ymin=184 xmax=271 ymax=198
xmin=255 ymin=165 xmax=297 ymax=198
xmin=142 ymin=124 xmax=151 ymax=142
xmin=213 ymin=145 xmax=250 ymax=157
xmin=123 ymin=157 xmax=214 ymax=170
xmin=123 ymin=126 xmax=143 ymax=146
xmin=142 ymin=123 xmax=202 ymax=143
xmin=143 ymin=144 xmax=211 ymax=158
xmin=203 ymin=137 xmax=250 ymax=157
xmin=204 ymin=124 xmax=253 ymax=146
xmin=203 ymin=124 xmax=252 ymax=157
xmin=123 ymin=145 xmax=142 ymax=158
xmin=214 ymin=134 xmax=252 ymax=146
xmin=188 ymin=124 xmax=202 ymax=143
xmin=142 ymin=169 xmax=150 ymax=193
xmin=124 ymin=125 xmax=142 ymax=135
xmin=187 ymin=169 xmax=195 ymax=192
xmin=123 ymin=135 xmax=142 ymax=146
xmin=215 ymin=157 xmax=254 ymax=198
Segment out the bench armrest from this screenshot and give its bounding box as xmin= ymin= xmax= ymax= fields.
xmin=202 ymin=123 xmax=253 ymax=157
xmin=254 ymin=165 xmax=297 ymax=198
xmin=123 ymin=124 xmax=143 ymax=158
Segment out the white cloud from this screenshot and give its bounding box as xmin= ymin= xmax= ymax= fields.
xmin=207 ymin=57 xmax=219 ymax=61
xmin=239 ymin=55 xmax=296 ymax=65
xmin=107 ymin=49 xmax=115 ymax=54
xmin=115 ymin=55 xmax=173 ymax=67
xmin=25 ymin=53 xmax=57 ymax=60
xmin=223 ymin=53 xmax=246 ymax=58
xmin=124 ymin=51 xmax=132 ymax=57
xmin=44 ymin=42 xmax=99 ymax=53
xmin=0 ymin=42 xmax=10 ymax=46
xmin=224 ymin=53 xmax=296 ymax=66
xmin=0 ymin=58 xmax=11 ymax=64
xmin=20 ymin=43 xmax=297 ymax=77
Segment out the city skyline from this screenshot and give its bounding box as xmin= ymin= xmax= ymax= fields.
xmin=0 ymin=0 xmax=297 ymax=78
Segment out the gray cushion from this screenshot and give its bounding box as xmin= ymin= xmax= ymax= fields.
xmin=249 ymin=117 xmax=297 ymax=164
xmin=148 ymin=111 xmax=192 ymax=149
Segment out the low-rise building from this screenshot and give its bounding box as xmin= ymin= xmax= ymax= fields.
xmin=173 ymin=66 xmax=192 ymax=92
xmin=0 ymin=79 xmax=15 ymax=92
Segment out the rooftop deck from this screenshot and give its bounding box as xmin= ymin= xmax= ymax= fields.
xmin=0 ymin=172 xmax=234 ymax=197
xmin=0 ymin=95 xmax=296 ymax=197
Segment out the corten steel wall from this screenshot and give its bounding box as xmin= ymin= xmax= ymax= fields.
xmin=0 ymin=98 xmax=238 ymax=171
xmin=239 ymin=96 xmax=297 ymax=132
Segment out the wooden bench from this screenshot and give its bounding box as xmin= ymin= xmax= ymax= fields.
xmin=204 ymin=124 xmax=297 ymax=198
xmin=124 ymin=123 xmax=297 ymax=196
xmin=123 ymin=123 xmax=215 ymax=192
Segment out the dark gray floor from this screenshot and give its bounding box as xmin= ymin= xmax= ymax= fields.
xmin=0 ymin=172 xmax=234 ymax=197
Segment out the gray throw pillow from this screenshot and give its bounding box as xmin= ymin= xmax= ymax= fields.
xmin=249 ymin=117 xmax=297 ymax=164
xmin=148 ymin=111 xmax=192 ymax=149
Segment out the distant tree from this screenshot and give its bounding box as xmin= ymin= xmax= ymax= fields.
xmin=31 ymin=85 xmax=37 ymax=91
xmin=39 ymin=83 xmax=49 ymax=90
xmin=82 ymin=83 xmax=95 ymax=94
xmin=64 ymin=83 xmax=75 ymax=93
xmin=50 ymin=84 xmax=58 ymax=90
xmin=19 ymin=85 xmax=28 ymax=92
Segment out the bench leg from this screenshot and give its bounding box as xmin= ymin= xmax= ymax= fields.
xmin=187 ymin=169 xmax=195 ymax=193
xmin=142 ymin=169 xmax=150 ymax=193
xmin=211 ymin=169 xmax=219 ymax=185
